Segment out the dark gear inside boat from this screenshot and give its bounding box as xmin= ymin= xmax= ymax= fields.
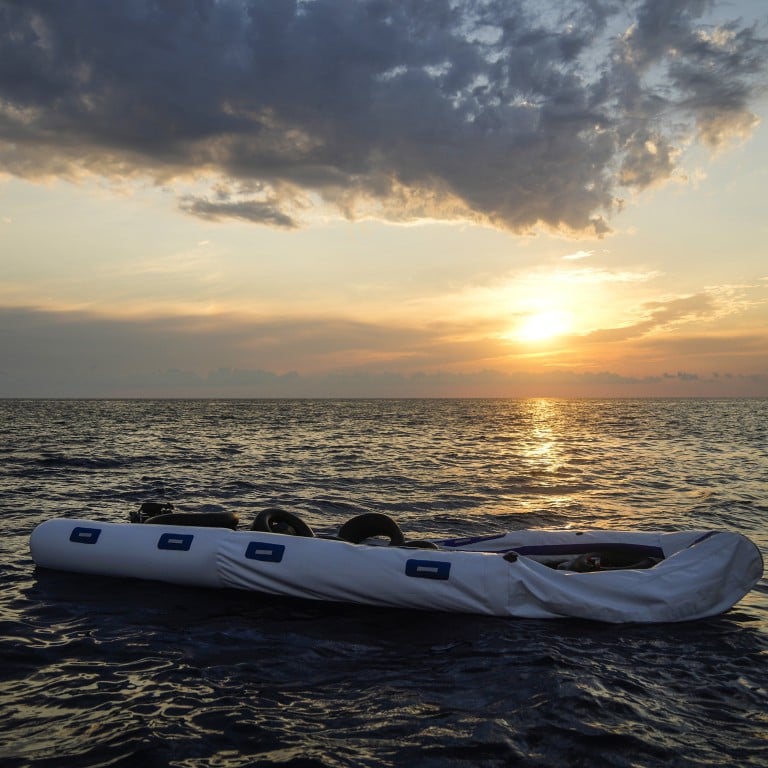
xmin=131 ymin=501 xmax=239 ymax=530
xmin=130 ymin=504 xmax=438 ymax=548
xmin=337 ymin=513 xmax=439 ymax=549
xmin=552 ymin=551 xmax=662 ymax=572
xmin=527 ymin=549 xmax=663 ymax=572
xmin=130 ymin=501 xmax=175 ymax=523
xmin=338 ymin=512 xmax=405 ymax=545
xmin=129 ymin=505 xmax=659 ymax=565
xmin=251 ymin=508 xmax=315 ymax=537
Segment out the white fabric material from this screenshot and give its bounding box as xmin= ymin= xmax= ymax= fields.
xmin=30 ymin=519 xmax=226 ymax=588
xmin=29 ymin=519 xmax=763 ymax=623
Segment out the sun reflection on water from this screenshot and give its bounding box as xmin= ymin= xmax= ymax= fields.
xmin=520 ymin=398 xmax=566 ymax=472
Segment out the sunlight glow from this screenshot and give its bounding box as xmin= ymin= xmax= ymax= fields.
xmin=515 ymin=310 xmax=571 ymax=342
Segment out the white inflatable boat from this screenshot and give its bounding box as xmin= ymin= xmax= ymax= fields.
xmin=29 ymin=505 xmax=763 ymax=624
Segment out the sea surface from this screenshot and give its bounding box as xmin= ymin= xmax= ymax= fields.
xmin=1 ymin=398 xmax=767 ymax=767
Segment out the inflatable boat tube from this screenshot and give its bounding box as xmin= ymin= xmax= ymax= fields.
xmin=28 ymin=519 xmax=764 ymax=623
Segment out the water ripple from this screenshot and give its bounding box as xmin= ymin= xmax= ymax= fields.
xmin=1 ymin=399 xmax=767 ymax=767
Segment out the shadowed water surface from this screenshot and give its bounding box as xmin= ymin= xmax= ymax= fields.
xmin=1 ymin=399 xmax=767 ymax=767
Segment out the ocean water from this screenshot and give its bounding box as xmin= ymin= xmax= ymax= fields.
xmin=1 ymin=398 xmax=766 ymax=767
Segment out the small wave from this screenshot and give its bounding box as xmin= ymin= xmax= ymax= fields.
xmin=36 ymin=454 xmax=129 ymax=470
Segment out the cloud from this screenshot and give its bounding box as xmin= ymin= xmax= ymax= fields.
xmin=577 ymin=284 xmax=765 ymax=344
xmin=179 ymin=194 xmax=298 ymax=228
xmin=0 ymin=0 xmax=765 ymax=233
xmin=562 ymin=249 xmax=593 ymax=261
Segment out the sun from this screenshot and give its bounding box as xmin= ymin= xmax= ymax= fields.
xmin=515 ymin=310 xmax=571 ymax=342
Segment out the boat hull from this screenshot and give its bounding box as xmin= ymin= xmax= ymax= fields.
xmin=29 ymin=519 xmax=763 ymax=623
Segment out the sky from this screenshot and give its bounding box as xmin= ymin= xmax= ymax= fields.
xmin=1 ymin=0 xmax=767 ymax=398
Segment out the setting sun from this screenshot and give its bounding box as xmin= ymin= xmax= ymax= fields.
xmin=515 ymin=310 xmax=571 ymax=342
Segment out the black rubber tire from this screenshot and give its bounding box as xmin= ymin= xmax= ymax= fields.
xmin=337 ymin=513 xmax=405 ymax=546
xmin=144 ymin=511 xmax=239 ymax=530
xmin=250 ymin=508 xmax=315 ymax=537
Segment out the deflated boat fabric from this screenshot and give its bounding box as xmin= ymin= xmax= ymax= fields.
xmin=29 ymin=519 xmax=763 ymax=623
xmin=215 ymin=527 xmax=763 ymax=623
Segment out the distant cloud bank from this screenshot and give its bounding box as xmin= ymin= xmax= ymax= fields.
xmin=1 ymin=0 xmax=765 ymax=234
xmin=1 ymin=306 xmax=765 ymax=398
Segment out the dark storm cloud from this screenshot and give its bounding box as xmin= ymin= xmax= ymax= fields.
xmin=0 ymin=0 xmax=765 ymax=232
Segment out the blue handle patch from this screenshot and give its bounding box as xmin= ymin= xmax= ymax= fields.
xmin=245 ymin=541 xmax=285 ymax=563
xmin=405 ymin=559 xmax=451 ymax=580
xmin=157 ymin=532 xmax=194 ymax=551
xmin=70 ymin=526 xmax=101 ymax=544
